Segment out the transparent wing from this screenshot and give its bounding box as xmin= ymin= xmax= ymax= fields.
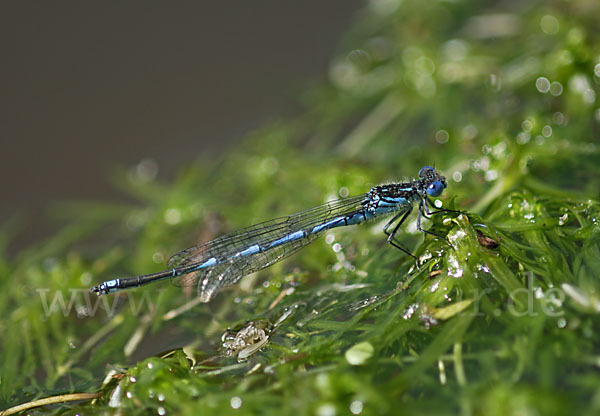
xmin=167 ymin=194 xmax=368 ymax=302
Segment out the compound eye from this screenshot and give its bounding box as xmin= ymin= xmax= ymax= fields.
xmin=427 ymin=180 xmax=445 ymax=197
xmin=419 ymin=166 xmax=434 ymax=179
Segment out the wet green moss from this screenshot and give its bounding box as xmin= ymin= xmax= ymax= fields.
xmin=2 ymin=0 xmax=600 ymax=415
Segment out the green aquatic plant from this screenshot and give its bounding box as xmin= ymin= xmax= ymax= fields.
xmin=2 ymin=0 xmax=600 ymax=415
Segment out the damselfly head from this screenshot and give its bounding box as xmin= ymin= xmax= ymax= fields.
xmin=418 ymin=166 xmax=447 ymax=197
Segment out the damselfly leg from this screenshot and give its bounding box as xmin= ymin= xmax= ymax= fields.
xmin=382 ymin=208 xmax=416 ymax=259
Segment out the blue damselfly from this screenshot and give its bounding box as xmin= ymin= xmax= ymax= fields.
xmin=91 ymin=166 xmax=452 ymax=302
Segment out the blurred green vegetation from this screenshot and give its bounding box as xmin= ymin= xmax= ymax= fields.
xmin=2 ymin=0 xmax=600 ymax=415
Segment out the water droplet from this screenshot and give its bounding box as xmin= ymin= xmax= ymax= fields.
xmin=446 ymin=253 xmax=464 ymax=278
xmin=419 ymin=312 xmax=439 ymax=328
xmin=345 ymin=342 xmax=374 ymax=365
xmin=443 ymin=39 xmax=469 ymax=61
xmin=516 ymin=132 xmax=530 ymax=144
xmin=542 ymin=125 xmax=553 ymax=138
xmin=550 ymin=81 xmax=563 ymax=96
xmin=484 ymin=170 xmax=498 ymax=181
xmin=42 ymin=257 xmax=57 ymax=271
xmin=164 ymin=208 xmax=181 ymax=225
xmin=462 ymin=124 xmax=478 ymax=140
xmin=480 ymin=156 xmax=490 ymax=170
xmin=540 ymin=15 xmax=559 ymax=35
xmin=152 ymin=252 xmax=164 ymax=264
xmin=553 ymin=112 xmax=566 ymax=125
xmin=230 ymin=396 xmax=242 ymax=409
xmin=157 ymin=406 xmax=166 ymax=415
xmin=536 ymin=77 xmax=550 ymax=93
xmin=350 ymin=400 xmax=364 ymax=415
xmin=329 ymin=60 xmax=359 ymax=89
xmin=316 ymin=403 xmax=337 ymax=416
xmin=348 ymin=49 xmax=371 ymax=70
xmin=559 ymin=213 xmax=568 ymax=226
xmin=221 ymin=321 xmax=271 ymax=359
xmin=349 ymin=296 xmax=379 ymax=311
xmin=487 ymin=73 xmax=501 ymax=92
xmin=403 ymin=303 xmax=419 ymax=320
xmin=419 ymin=252 xmax=433 ymax=264
xmin=438 ymin=359 xmax=447 ymax=385
xmin=415 ymin=56 xmax=435 ymax=75
xmin=569 ymin=73 xmax=589 ymax=93
xmin=569 ymin=74 xmax=596 ymax=104
xmin=557 ymin=318 xmax=567 ymax=328
xmin=369 ymin=0 xmax=400 ymax=15
xmin=412 ymin=74 xmax=437 ymax=97
xmin=492 ymin=141 xmax=507 ymax=157
xmin=567 ymin=27 xmax=583 ymax=44
xmin=435 ymin=129 xmax=449 ymax=144
xmin=135 ymin=159 xmax=158 ymax=183
xmin=261 ymin=158 xmax=279 ymax=175
xmin=534 ymin=286 xmax=544 ymax=299
xmin=583 ymin=89 xmax=596 ymax=104
xmin=79 ymin=271 xmax=93 ymax=286
xmin=366 ymin=37 xmax=392 ymax=61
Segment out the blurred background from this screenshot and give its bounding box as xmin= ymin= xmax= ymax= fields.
xmin=1 ymin=1 xmax=362 ymax=250
xmin=2 ymin=0 xmax=600 ymax=413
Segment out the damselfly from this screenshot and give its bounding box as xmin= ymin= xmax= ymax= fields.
xmin=91 ymin=166 xmax=452 ymax=302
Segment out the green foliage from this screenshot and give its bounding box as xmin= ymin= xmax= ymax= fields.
xmin=2 ymin=0 xmax=600 ymax=414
